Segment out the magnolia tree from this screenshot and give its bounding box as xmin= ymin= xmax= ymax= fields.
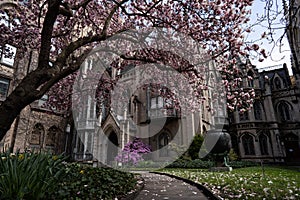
xmin=0 ymin=0 xmax=266 ymax=141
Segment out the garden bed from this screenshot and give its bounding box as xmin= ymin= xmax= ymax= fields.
xmin=0 ymin=152 xmax=138 ymax=199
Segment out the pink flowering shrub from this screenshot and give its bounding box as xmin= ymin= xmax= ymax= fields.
xmin=115 ymin=137 xmax=151 ymax=166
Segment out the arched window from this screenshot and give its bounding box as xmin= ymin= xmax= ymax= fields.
xmin=247 ymin=70 xmax=254 ymax=87
xmin=242 ymin=134 xmax=255 ymax=155
xmin=254 ymin=101 xmax=262 ymax=120
xmin=278 ymin=102 xmax=291 ymax=121
xmin=274 ymin=77 xmax=282 ymax=90
xmin=259 ymin=134 xmax=269 ymax=155
xmin=158 ymin=132 xmax=170 ymax=157
xmin=46 ymin=126 xmax=58 ymax=147
xmin=30 ymin=123 xmax=44 ymax=146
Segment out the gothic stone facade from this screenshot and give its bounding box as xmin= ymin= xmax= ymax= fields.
xmin=72 ymin=61 xmax=215 ymax=164
xmin=0 ymin=50 xmax=68 ymax=154
xmin=228 ymin=59 xmax=300 ymax=163
xmin=1 ymin=49 xmax=300 ymax=164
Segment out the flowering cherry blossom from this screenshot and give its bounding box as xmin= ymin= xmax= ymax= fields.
xmin=0 ymin=0 xmax=262 ymax=140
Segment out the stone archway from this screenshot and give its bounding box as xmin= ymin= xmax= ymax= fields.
xmin=107 ymin=131 xmax=119 ymax=165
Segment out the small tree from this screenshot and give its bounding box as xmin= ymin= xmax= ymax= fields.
xmin=187 ymin=134 xmax=204 ymax=160
xmin=115 ymin=137 xmax=151 ymax=166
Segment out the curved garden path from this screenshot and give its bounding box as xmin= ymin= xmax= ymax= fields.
xmin=134 ymin=172 xmax=209 ymax=200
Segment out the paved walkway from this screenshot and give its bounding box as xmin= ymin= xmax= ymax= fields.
xmin=133 ymin=172 xmax=209 ymax=200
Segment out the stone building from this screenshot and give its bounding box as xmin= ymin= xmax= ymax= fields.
xmin=1 ymin=40 xmax=300 ymax=166
xmin=1 ymin=0 xmax=300 ymax=164
xmin=0 ymin=49 xmax=69 ymax=154
xmin=71 ymin=59 xmax=217 ymax=165
xmin=71 ymin=56 xmax=300 ymax=165
xmin=228 ymin=58 xmax=300 ymax=163
xmin=2 ymin=46 xmax=300 ymax=164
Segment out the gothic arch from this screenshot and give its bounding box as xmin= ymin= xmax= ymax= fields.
xmin=157 ymin=130 xmax=171 ymax=157
xmin=253 ymin=101 xmax=264 ymax=120
xmin=102 ymin=113 xmax=121 ymax=136
xmin=30 ymin=123 xmax=44 ymax=147
xmin=46 ymin=126 xmax=59 ymax=147
xmin=258 ymin=133 xmax=269 ymax=155
xmin=241 ymin=132 xmax=255 ymax=155
xmin=106 ymin=130 xmax=119 ymax=164
xmin=247 ymin=70 xmax=254 ymax=87
xmin=276 ymin=101 xmax=293 ymax=121
xmin=274 ymin=77 xmax=282 ymax=90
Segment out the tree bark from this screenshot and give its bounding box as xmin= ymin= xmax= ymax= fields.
xmin=0 ymin=70 xmax=50 ymax=141
xmin=0 ymin=0 xmax=61 ymax=143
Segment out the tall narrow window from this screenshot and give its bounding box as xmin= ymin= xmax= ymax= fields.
xmin=278 ymin=102 xmax=291 ymax=121
xmin=158 ymin=132 xmax=170 ymax=157
xmin=247 ymin=70 xmax=254 ymax=87
xmin=89 ymin=98 xmax=95 ymax=118
xmin=259 ymin=134 xmax=269 ymax=155
xmin=254 ymin=101 xmax=262 ymax=120
xmin=274 ymin=77 xmax=282 ymax=90
xmin=0 ymin=77 xmax=10 ymax=100
xmin=46 ymin=126 xmax=58 ymax=147
xmin=242 ymin=134 xmax=255 ymax=155
xmin=30 ymin=123 xmax=44 ymax=146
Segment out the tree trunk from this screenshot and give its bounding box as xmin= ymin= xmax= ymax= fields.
xmin=0 ymin=70 xmax=50 ymax=142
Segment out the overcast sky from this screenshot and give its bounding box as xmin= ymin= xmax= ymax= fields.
xmin=248 ymin=0 xmax=292 ymax=74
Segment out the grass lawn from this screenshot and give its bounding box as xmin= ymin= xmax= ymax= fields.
xmin=159 ymin=166 xmax=300 ymax=199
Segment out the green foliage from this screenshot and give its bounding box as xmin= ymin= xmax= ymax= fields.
xmin=135 ymin=160 xmax=168 ymax=168
xmin=166 ymin=158 xmax=214 ymax=169
xmin=228 ymin=149 xmax=238 ymax=161
xmin=160 ymin=167 xmax=300 ymax=199
xmin=0 ymin=151 xmax=137 ymax=200
xmin=187 ymin=134 xmax=204 ymax=160
xmin=228 ymin=160 xmax=259 ymax=168
xmin=49 ymin=163 xmax=137 ymax=199
xmin=0 ymin=151 xmax=66 ymax=200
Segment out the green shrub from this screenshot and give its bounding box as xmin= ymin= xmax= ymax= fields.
xmin=228 ymin=160 xmax=259 ymax=168
xmin=187 ymin=134 xmax=204 ymax=160
xmin=49 ymin=163 xmax=137 ymax=199
xmin=135 ymin=160 xmax=168 ymax=168
xmin=0 ymin=151 xmax=66 ymax=200
xmin=0 ymin=151 xmax=137 ymax=200
xmin=166 ymin=158 xmax=214 ymax=169
xmin=228 ymin=149 xmax=238 ymax=161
